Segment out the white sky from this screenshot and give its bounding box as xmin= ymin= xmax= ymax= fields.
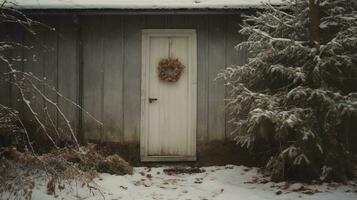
xmin=8 ymin=0 xmax=283 ymax=9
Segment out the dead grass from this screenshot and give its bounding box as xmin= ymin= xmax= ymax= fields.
xmin=0 ymin=143 xmax=132 ymax=200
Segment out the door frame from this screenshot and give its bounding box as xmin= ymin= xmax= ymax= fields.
xmin=140 ymin=29 xmax=197 ymax=162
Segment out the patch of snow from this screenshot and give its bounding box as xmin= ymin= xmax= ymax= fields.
xmin=7 ymin=0 xmax=283 ymax=10
xmin=19 ymin=165 xmax=357 ymax=200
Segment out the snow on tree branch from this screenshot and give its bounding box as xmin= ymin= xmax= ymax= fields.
xmin=220 ymin=0 xmax=357 ymax=181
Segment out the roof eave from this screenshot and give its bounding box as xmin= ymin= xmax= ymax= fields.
xmin=20 ymin=8 xmax=260 ymax=15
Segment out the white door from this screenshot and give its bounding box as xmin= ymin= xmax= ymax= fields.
xmin=141 ymin=29 xmax=197 ymax=162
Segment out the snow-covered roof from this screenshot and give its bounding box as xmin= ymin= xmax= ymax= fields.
xmin=8 ymin=0 xmax=283 ymax=10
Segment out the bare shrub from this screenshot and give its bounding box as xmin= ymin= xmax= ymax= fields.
xmin=0 ymin=1 xmax=131 ymax=199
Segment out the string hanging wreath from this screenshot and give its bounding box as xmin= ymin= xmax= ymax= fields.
xmin=158 ymin=58 xmax=185 ymax=82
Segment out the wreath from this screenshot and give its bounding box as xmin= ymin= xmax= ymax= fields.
xmin=158 ymin=58 xmax=185 ymax=82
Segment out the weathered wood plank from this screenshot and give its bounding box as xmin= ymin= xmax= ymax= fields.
xmin=123 ymin=16 xmax=144 ymax=142
xmin=166 ymin=15 xmax=188 ymax=29
xmin=145 ymin=36 xmax=169 ymax=156
xmin=8 ymin=26 xmax=25 ymax=116
xmin=102 ymin=16 xmax=124 ymax=142
xmin=225 ymin=15 xmax=242 ymax=140
xmin=22 ymin=18 xmax=46 ymax=124
xmin=81 ymin=16 xmax=104 ymax=141
xmin=41 ymin=18 xmax=59 ymax=131
xmin=0 ymin=26 xmax=11 ymax=107
xmin=57 ymin=17 xmax=79 ymax=138
xmin=144 ymin=15 xmax=166 ymax=29
xmin=208 ymin=15 xmax=226 ymax=140
xmin=190 ymin=15 xmax=209 ymax=141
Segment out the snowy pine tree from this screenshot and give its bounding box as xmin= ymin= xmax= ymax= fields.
xmin=220 ymin=0 xmax=357 ymax=181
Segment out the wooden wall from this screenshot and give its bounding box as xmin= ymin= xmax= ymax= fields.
xmin=0 ymin=14 xmax=247 ymax=143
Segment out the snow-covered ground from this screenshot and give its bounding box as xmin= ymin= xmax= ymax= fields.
xmin=29 ymin=165 xmax=357 ymax=200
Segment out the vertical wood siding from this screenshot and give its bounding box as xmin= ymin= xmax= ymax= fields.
xmin=102 ymin=16 xmax=124 ymax=142
xmin=0 ymin=26 xmax=11 ymax=107
xmin=57 ymin=17 xmax=79 ymax=137
xmin=193 ymin=16 xmax=209 ymax=141
xmin=8 ymin=25 xmax=24 ymax=117
xmin=225 ymin=15 xmax=243 ymax=140
xmin=123 ymin=16 xmax=145 ymax=142
xmin=0 ymin=14 xmax=246 ymax=143
xmin=208 ymin=15 xmax=226 ymax=141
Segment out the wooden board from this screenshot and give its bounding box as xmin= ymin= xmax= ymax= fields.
xmin=22 ymin=18 xmax=45 ymax=123
xmin=57 ymin=17 xmax=79 ymax=137
xmin=81 ymin=16 xmax=104 ymax=141
xmin=41 ymin=18 xmax=59 ymax=132
xmin=102 ymin=16 xmax=124 ymax=142
xmin=8 ymin=26 xmax=25 ymax=117
xmin=144 ymin=15 xmax=166 ymax=29
xmin=0 ymin=26 xmax=11 ymax=107
xmin=192 ymin=15 xmax=210 ymax=141
xmin=207 ymin=15 xmax=226 ymax=141
xmin=123 ymin=16 xmax=144 ymax=142
xmin=225 ymin=15 xmax=242 ymax=139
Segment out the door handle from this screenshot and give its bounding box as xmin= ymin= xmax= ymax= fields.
xmin=149 ymin=98 xmax=158 ymax=103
